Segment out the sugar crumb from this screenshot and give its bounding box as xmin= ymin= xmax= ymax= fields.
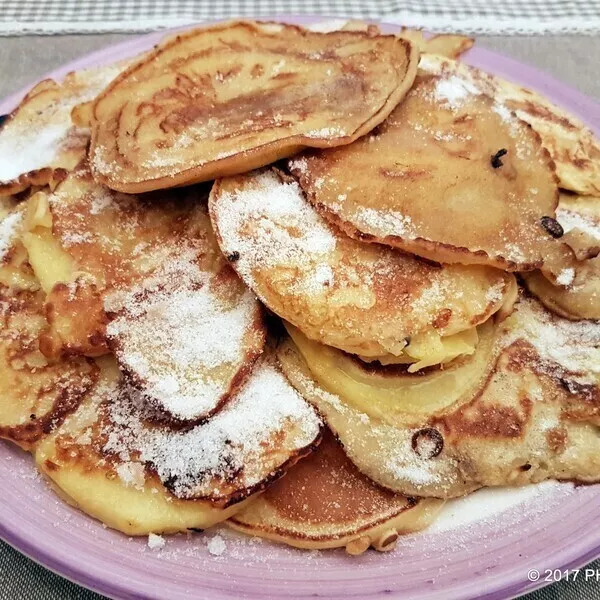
xmin=147 ymin=533 xmax=166 ymax=550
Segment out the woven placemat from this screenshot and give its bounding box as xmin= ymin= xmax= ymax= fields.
xmin=1 ymin=0 xmax=600 ymax=35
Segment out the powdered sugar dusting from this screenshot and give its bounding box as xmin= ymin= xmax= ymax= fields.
xmin=106 ymin=252 xmax=262 ymax=422
xmin=432 ymin=75 xmax=480 ymax=109
xmin=0 ymin=211 xmax=23 ymax=261
xmin=0 ymin=63 xmax=126 ymax=183
xmin=429 ymin=481 xmax=564 ymax=532
xmin=207 ymin=534 xmax=227 ymax=556
xmin=507 ymin=296 xmax=600 ymax=383
xmin=351 ymin=206 xmax=417 ymax=239
xmin=305 ymin=126 xmax=347 ymax=139
xmin=103 ymin=356 xmax=321 ymax=499
xmin=556 ymin=267 xmax=575 ymax=286
xmin=557 ymin=207 xmax=600 ymax=242
xmin=212 ymin=170 xmax=337 ymax=295
xmin=0 ymin=124 xmax=67 ymax=182
xmin=147 ymin=533 xmax=166 ymax=550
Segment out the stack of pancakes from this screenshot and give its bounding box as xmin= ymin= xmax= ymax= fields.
xmin=1 ymin=19 xmax=599 ymax=555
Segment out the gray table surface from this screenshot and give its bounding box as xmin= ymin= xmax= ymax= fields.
xmin=0 ymin=32 xmax=600 ymax=600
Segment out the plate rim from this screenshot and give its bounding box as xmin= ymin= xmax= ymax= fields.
xmin=1 ymin=15 xmax=599 ymax=600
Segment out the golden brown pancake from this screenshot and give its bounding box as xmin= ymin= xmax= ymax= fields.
xmin=0 ymin=207 xmax=96 ymax=450
xmin=522 ymin=194 xmax=600 ymax=320
xmin=209 ymin=168 xmax=515 ymax=359
xmin=90 ymin=20 xmax=419 ymax=193
xmin=105 ymin=260 xmax=265 ymax=424
xmin=34 ymin=358 xmax=252 ymax=535
xmin=556 ymin=192 xmax=600 ymax=261
xmin=278 ymin=294 xmax=600 ymax=498
xmin=523 ymin=258 xmax=600 ymax=321
xmin=228 ymin=429 xmax=443 ymax=553
xmin=420 ymin=54 xmax=600 ymax=196
xmin=398 ymin=29 xmax=474 ymax=59
xmin=29 ymin=166 xmax=267 ymax=423
xmin=36 ymin=350 xmax=322 ymax=535
xmin=44 ymin=166 xmax=208 ymax=290
xmin=0 ymin=63 xmax=127 ymax=197
xmin=289 ymin=73 xmax=564 ymax=271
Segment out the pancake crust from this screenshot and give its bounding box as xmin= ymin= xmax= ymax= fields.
xmin=90 ymin=20 xmax=419 ymax=193
xmin=228 ymin=429 xmax=443 ymax=553
xmin=420 ymin=54 xmax=600 ymax=196
xmin=209 ymin=168 xmax=514 ymax=358
xmin=0 ymin=63 xmax=127 ymax=197
xmin=0 ymin=208 xmax=96 ymax=450
xmin=290 ymin=73 xmax=563 ymax=271
xmin=278 ymin=294 xmax=600 ymax=498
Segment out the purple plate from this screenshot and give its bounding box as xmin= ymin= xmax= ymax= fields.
xmin=1 ymin=16 xmax=600 ymax=600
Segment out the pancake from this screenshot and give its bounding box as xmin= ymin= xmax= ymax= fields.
xmin=398 ymin=28 xmax=474 ymax=59
xmin=0 ymin=203 xmax=39 ymax=291
xmin=36 ymin=351 xmax=322 ymax=534
xmin=522 ymin=258 xmax=600 ymax=321
xmin=34 ymin=358 xmax=249 ymax=535
xmin=42 ymin=166 xmax=209 ymax=290
xmin=289 ymin=73 xmax=564 ymax=271
xmin=27 ymin=166 xmax=266 ymax=423
xmin=105 ymin=260 xmax=265 ymax=424
xmin=90 ymin=20 xmax=419 ymax=193
xmin=419 ymin=54 xmax=600 ymax=196
xmin=0 ymin=63 xmax=126 ymax=197
xmin=209 ymin=168 xmax=515 ymax=361
xmin=556 ymin=192 xmax=600 ymax=261
xmin=522 ymin=194 xmax=600 ymax=320
xmin=0 ymin=207 xmax=96 ymax=450
xmin=228 ymin=429 xmax=443 ymax=553
xmin=277 ymin=294 xmax=600 ymax=498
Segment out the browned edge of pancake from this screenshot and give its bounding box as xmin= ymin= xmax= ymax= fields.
xmin=228 ymin=428 xmax=420 ymax=541
xmin=0 ymin=359 xmax=99 ymax=450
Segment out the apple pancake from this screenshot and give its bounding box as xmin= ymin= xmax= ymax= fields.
xmin=90 ymin=20 xmax=419 ymax=193
xmin=522 ymin=257 xmax=600 ymax=321
xmin=36 ymin=352 xmax=322 ymax=534
xmin=30 ymin=167 xmax=266 ymax=423
xmin=555 ymin=192 xmax=600 ymax=261
xmin=228 ymin=429 xmax=443 ymax=553
xmin=105 ymin=260 xmax=265 ymax=424
xmin=0 ymin=63 xmax=127 ymax=197
xmin=523 ymin=194 xmax=600 ymax=320
xmin=278 ymin=294 xmax=600 ymax=498
xmin=290 ymin=73 xmax=565 ymax=271
xmin=419 ymin=54 xmax=600 ymax=196
xmin=0 ymin=206 xmax=96 ymax=450
xmin=209 ymin=168 xmax=515 ymax=361
xmin=34 ymin=359 xmax=250 ymax=535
